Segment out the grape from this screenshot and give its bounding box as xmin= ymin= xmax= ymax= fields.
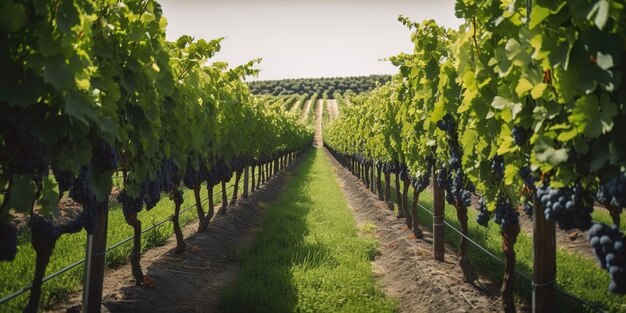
xmin=537 ymin=183 xmax=592 ymax=230
xmin=399 ymin=164 xmax=409 ymax=181
xmin=52 ymin=166 xmax=75 ymax=193
xmin=476 ymin=199 xmax=490 ymax=227
xmin=437 ymin=168 xmax=448 ymax=188
xmin=493 ymin=196 xmax=519 ymax=230
xmin=0 ymin=223 xmax=18 ymax=261
xmin=511 ymin=126 xmax=530 ymax=146
xmin=118 ymin=190 xmax=143 ymax=216
xmin=491 ymin=155 xmax=504 ymax=182
xmin=519 ymin=167 xmax=535 ymax=189
xmin=91 ymin=139 xmax=118 ymax=171
xmin=588 ymin=223 xmax=626 ymax=294
xmin=143 ymin=178 xmax=161 ymax=210
xmin=69 ymin=166 xmax=100 ymax=233
xmin=412 ymin=167 xmax=431 ymax=193
xmin=597 ymin=173 xmax=626 ymax=210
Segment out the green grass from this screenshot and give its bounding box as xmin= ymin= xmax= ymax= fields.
xmin=0 ymin=176 xmax=246 ymax=312
xmin=220 ymin=149 xmax=397 ymax=313
xmin=382 ymin=173 xmax=626 ymax=313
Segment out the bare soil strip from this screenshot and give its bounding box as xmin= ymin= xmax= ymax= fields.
xmin=324 ymin=149 xmax=504 ymax=313
xmin=300 ymin=100 xmax=312 ymax=122
xmin=313 ymin=100 xmax=323 ymax=147
xmin=326 ymin=99 xmax=339 ymax=120
xmin=49 ymin=156 xmax=306 ymax=313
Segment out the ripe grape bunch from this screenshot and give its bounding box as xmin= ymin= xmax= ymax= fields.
xmin=511 ymin=126 xmax=531 ymax=146
xmin=537 ymin=183 xmax=592 ymax=230
xmin=476 ymin=198 xmax=491 ymax=227
xmin=69 ymin=166 xmax=99 ymax=233
xmin=518 ymin=166 xmax=535 ymax=189
xmin=491 ymin=155 xmax=504 ymax=182
xmin=493 ymin=196 xmax=519 ymax=230
xmin=588 ymin=223 xmax=626 ymax=294
xmin=597 ymin=173 xmax=626 ymax=210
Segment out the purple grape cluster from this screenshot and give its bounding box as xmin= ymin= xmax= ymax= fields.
xmin=476 ymin=198 xmax=490 ymax=227
xmin=588 ymin=223 xmax=626 ymax=294
xmin=511 ymin=126 xmax=530 ymax=146
xmin=519 ymin=166 xmax=535 ymax=189
xmin=493 ymin=196 xmax=519 ymax=230
xmin=69 ymin=167 xmax=98 ymax=233
xmin=491 ymin=155 xmax=504 ymax=182
xmin=91 ymin=139 xmax=118 ymax=171
xmin=537 ymin=183 xmax=592 ymax=230
xmin=597 ymin=173 xmax=626 ymax=210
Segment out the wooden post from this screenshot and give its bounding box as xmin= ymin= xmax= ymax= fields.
xmin=533 ymin=190 xmax=555 ymax=313
xmin=82 ymin=201 xmax=108 ymax=313
xmin=432 ymin=167 xmax=444 ymax=261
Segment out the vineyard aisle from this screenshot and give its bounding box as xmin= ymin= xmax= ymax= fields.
xmin=326 ymin=99 xmax=339 ymax=120
xmin=314 ymin=100 xmax=323 ymax=147
xmin=324 ymin=149 xmax=503 ymax=312
xmin=220 ymin=149 xmax=396 ymax=312
xmin=49 ymin=156 xmax=306 ymax=313
xmin=300 ymin=100 xmax=312 ymax=122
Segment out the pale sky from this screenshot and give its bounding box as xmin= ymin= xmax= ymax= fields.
xmin=159 ymin=0 xmax=463 ymax=80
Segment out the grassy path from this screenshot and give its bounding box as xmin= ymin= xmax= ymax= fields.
xmin=220 ymin=149 xmax=396 ymax=313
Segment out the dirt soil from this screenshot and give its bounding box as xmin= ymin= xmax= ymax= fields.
xmin=313 ymin=100 xmax=323 ymax=147
xmin=325 ymin=149 xmax=506 ymax=313
xmin=518 ymin=213 xmax=595 ymax=260
xmin=326 ymin=99 xmax=339 ymax=120
xmin=48 ymin=156 xmax=304 ymax=313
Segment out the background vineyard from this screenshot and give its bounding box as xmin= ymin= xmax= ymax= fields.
xmin=1 ymin=0 xmax=626 ymax=313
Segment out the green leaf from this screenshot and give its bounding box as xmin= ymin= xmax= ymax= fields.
xmin=39 ymin=175 xmax=59 ymax=217
xmin=504 ymin=163 xmax=519 ymax=186
xmin=491 ymin=96 xmax=511 ymax=110
xmin=9 ymin=176 xmax=36 ymax=214
xmin=534 ymin=136 xmax=569 ymax=166
xmin=557 ymin=127 xmax=578 ymax=142
xmin=530 ymin=83 xmax=547 ymax=99
xmin=43 ymin=59 xmax=75 ymax=91
xmin=588 ymin=0 xmax=610 ymax=30
xmin=529 ymin=5 xmax=551 ymax=30
xmin=460 ymin=129 xmax=477 ymax=155
xmin=90 ymin=171 xmax=112 ymax=203
xmin=596 ymin=52 xmax=613 ymax=70
xmin=569 ymin=94 xmax=616 ymax=138
xmin=515 ymin=78 xmax=533 ymax=96
xmin=56 ymin=0 xmax=80 ymax=34
xmin=0 ymin=3 xmax=27 ymax=32
xmin=64 ymin=94 xmax=96 ymax=126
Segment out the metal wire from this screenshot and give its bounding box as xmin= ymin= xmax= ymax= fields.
xmin=0 ymin=162 xmax=280 ymax=305
xmin=374 ymin=169 xmax=607 ymax=313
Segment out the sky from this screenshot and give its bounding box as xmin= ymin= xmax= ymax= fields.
xmin=159 ymin=0 xmax=463 ymax=81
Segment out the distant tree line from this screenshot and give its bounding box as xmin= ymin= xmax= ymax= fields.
xmin=248 ymin=75 xmax=392 ymax=97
